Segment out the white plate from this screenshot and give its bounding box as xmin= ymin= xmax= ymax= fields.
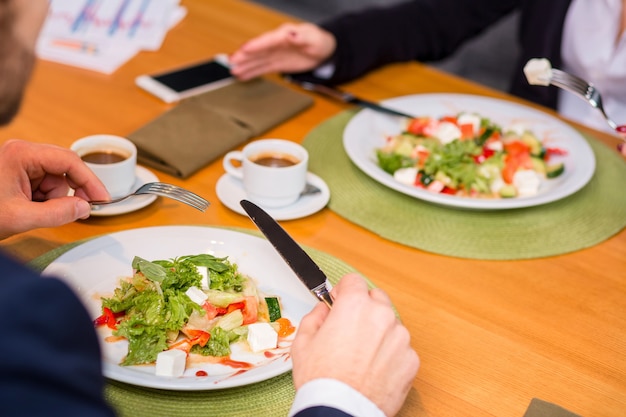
xmin=216 ymin=172 xmax=330 ymax=220
xmin=90 ymin=166 xmax=159 ymax=216
xmin=343 ymin=93 xmax=596 ymax=210
xmin=41 ymin=226 xmax=316 ymax=390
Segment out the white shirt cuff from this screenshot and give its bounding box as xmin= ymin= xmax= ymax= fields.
xmin=312 ymin=62 xmax=336 ymax=79
xmin=288 ymin=378 xmax=385 ymax=417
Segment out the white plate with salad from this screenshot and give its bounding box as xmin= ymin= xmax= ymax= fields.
xmin=42 ymin=226 xmax=317 ymax=390
xmin=343 ymin=93 xmax=596 ymax=209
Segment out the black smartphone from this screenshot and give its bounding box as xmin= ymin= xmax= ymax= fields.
xmin=135 ymin=55 xmax=234 ymax=103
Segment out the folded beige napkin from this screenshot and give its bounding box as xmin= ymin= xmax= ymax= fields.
xmin=523 ymin=399 xmax=582 ymax=417
xmin=128 ymin=78 xmax=313 ymax=178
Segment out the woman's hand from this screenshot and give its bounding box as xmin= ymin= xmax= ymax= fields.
xmin=229 ymin=22 xmax=336 ymax=80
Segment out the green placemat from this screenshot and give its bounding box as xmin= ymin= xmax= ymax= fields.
xmin=303 ymin=110 xmax=626 ymax=260
xmin=29 ymin=226 xmax=366 ymax=417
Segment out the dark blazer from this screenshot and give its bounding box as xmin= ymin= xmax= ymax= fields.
xmin=0 ymin=253 xmax=116 ymax=417
xmin=293 ymin=0 xmax=572 ymax=111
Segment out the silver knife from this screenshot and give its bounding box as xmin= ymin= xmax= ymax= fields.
xmin=240 ymin=199 xmax=333 ymax=308
xmin=285 ymin=76 xmax=416 ymax=119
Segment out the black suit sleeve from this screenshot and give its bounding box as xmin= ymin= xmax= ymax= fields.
xmin=0 ymin=252 xmax=116 ymax=417
xmin=290 ymin=0 xmax=519 ymax=85
xmin=289 ymin=0 xmax=572 ymax=110
xmin=294 ymin=405 xmax=354 ymax=417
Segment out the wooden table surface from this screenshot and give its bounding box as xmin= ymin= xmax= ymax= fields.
xmin=1 ymin=1 xmax=625 ymax=416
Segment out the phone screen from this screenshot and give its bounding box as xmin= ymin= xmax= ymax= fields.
xmin=153 ymin=60 xmax=232 ymax=93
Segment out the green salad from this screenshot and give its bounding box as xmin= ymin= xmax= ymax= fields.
xmin=376 ymin=112 xmax=566 ymax=198
xmin=94 ymin=253 xmax=294 ymax=369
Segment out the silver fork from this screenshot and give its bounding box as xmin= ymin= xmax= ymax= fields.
xmin=89 ymin=182 xmax=210 ymax=212
xmin=301 ymin=182 xmax=321 ymax=196
xmin=550 ymin=68 xmax=618 ymax=130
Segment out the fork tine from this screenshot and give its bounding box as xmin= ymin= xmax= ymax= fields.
xmin=148 ymin=184 xmax=209 ymax=207
xmin=163 ymin=194 xmax=208 ymax=211
xmin=141 ymin=182 xmax=210 ymax=212
xmin=550 ymin=80 xmax=584 ymax=96
xmin=555 ymin=77 xmax=590 ymax=95
xmin=551 ymin=69 xmax=582 ymax=83
xmin=165 ymin=192 xmax=209 ymax=209
xmin=159 ymin=192 xmax=209 ymax=210
xmin=550 ymin=70 xmax=590 ymax=93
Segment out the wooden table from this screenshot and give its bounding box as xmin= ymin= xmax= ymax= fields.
xmin=1 ymin=1 xmax=625 ymax=416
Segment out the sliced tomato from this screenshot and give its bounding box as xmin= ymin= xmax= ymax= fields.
xmin=502 ymin=155 xmax=518 ymax=184
xmin=241 ymin=296 xmax=259 ymax=325
xmin=413 ymin=172 xmax=423 ymax=187
xmin=226 ymin=302 xmax=246 ymax=314
xmin=182 ymin=328 xmax=210 ymax=347
xmin=502 ymin=152 xmax=531 ymax=184
xmin=504 ymin=140 xmax=531 ymax=156
xmin=173 ymin=328 xmax=211 ymax=352
xmin=502 ymin=140 xmax=533 ymax=183
xmin=406 ymin=117 xmax=431 ymax=135
xmin=93 ymin=307 xmax=122 ymax=330
xmin=201 ymin=302 xmax=220 ymax=320
xmin=459 ymin=123 xmax=474 ymax=140
xmin=439 ymin=115 xmax=457 ymax=124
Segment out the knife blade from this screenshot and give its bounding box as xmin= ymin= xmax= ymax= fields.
xmin=285 ymin=76 xmax=416 ymax=119
xmin=240 ymin=199 xmax=333 ymax=308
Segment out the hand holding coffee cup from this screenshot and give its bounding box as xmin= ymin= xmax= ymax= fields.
xmin=223 ymin=139 xmax=308 ymax=208
xmin=70 ymin=135 xmax=137 ymax=199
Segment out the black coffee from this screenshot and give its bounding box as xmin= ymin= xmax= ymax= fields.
xmin=81 ymin=150 xmax=128 ymax=164
xmin=251 ymin=152 xmax=299 ymax=167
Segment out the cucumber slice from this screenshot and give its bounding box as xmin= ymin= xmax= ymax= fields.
xmin=530 ymin=156 xmax=546 ymax=175
xmin=499 ymin=184 xmax=517 ymax=198
xmin=265 ymin=297 xmax=281 ymax=322
xmin=546 ymin=162 xmax=565 ymax=178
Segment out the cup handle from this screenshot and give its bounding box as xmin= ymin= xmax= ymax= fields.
xmin=223 ymin=151 xmax=244 ymax=179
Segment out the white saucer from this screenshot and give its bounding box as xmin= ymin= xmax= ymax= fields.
xmin=91 ymin=166 xmax=159 ymax=216
xmin=216 ymin=172 xmax=330 ymax=220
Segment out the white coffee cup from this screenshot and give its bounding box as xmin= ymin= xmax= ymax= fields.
xmin=70 ymin=134 xmax=137 ymax=198
xmin=223 ymin=139 xmax=308 ymax=208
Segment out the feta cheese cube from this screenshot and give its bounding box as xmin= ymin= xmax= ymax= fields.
xmin=393 ymin=167 xmax=418 ymax=185
xmin=513 ymin=169 xmax=541 ymax=197
xmin=185 ymin=286 xmax=208 ymax=306
xmin=247 ymin=323 xmax=278 ymax=352
xmin=196 ymin=266 xmax=209 ymax=289
xmin=486 ymin=140 xmax=503 ymax=152
xmin=155 ymin=349 xmax=187 ymax=377
xmin=523 ymin=58 xmax=553 ymax=86
xmin=434 ymin=121 xmax=462 ymax=144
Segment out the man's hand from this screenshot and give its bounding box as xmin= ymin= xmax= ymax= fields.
xmin=291 ymin=273 xmax=420 ymax=416
xmin=0 ymin=140 xmax=110 ymax=239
